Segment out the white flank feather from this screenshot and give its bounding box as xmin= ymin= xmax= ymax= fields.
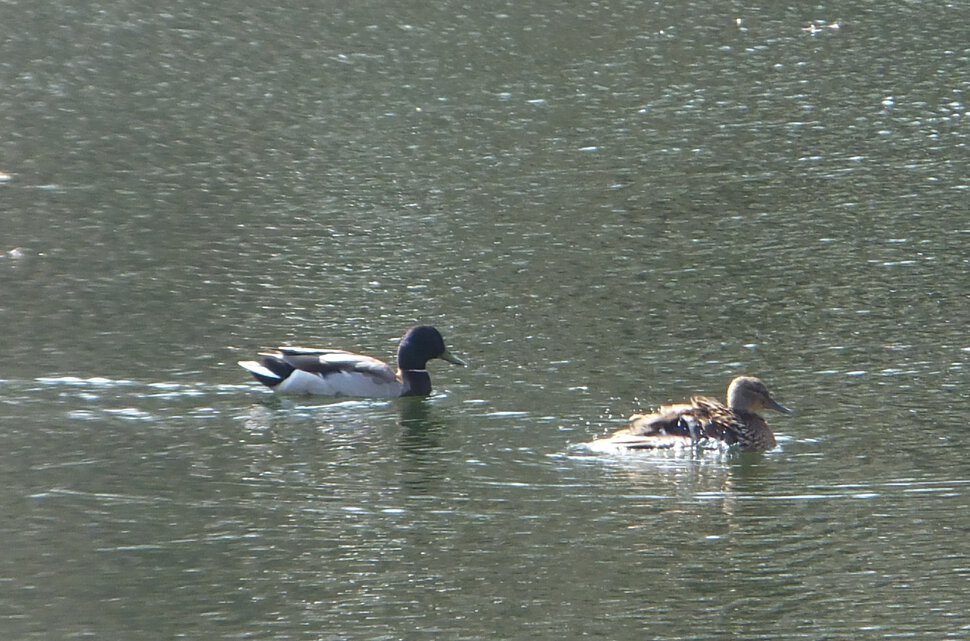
xmin=275 ymin=369 xmax=404 ymax=398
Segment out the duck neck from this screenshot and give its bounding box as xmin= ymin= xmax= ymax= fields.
xmin=399 ymin=368 xmax=432 ymax=396
xmin=735 ymin=413 xmax=775 ymax=450
xmin=735 ymin=409 xmax=763 ymax=423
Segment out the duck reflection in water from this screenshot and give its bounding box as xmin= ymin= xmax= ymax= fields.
xmin=396 ymin=397 xmax=454 ymax=494
xmin=591 ymin=376 xmax=792 ymax=453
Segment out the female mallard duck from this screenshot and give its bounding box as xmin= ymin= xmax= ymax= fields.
xmin=591 ymin=376 xmax=792 ymax=452
xmin=238 ymin=325 xmax=465 ymax=398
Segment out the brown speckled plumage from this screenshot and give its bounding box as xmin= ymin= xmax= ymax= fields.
xmin=594 ymin=376 xmax=792 ymax=452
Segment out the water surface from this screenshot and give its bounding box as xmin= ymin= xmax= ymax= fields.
xmin=2 ymin=1 xmax=969 ymax=639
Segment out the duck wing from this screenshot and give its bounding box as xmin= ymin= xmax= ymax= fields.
xmin=685 ymin=397 xmax=746 ymax=445
xmin=670 ymin=397 xmax=776 ymax=450
xmin=615 ymin=397 xmax=745 ymax=447
xmin=622 ymin=404 xmax=694 ymax=437
xmin=276 ymin=347 xmax=399 ymax=384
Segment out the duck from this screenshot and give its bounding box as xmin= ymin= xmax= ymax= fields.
xmin=238 ymin=325 xmax=466 ymax=398
xmin=591 ymin=376 xmax=792 ymax=452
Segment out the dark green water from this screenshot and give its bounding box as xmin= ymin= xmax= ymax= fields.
xmin=2 ymin=1 xmax=969 ymax=639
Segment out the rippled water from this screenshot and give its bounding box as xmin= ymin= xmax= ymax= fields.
xmin=5 ymin=375 xmax=969 ymax=639
xmin=2 ymin=1 xmax=969 ymax=639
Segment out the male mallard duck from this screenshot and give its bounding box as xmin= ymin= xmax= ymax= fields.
xmin=591 ymin=376 xmax=792 ymax=452
xmin=238 ymin=325 xmax=465 ymax=398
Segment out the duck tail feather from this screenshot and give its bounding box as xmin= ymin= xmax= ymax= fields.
xmin=239 ymin=357 xmax=293 ymax=388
